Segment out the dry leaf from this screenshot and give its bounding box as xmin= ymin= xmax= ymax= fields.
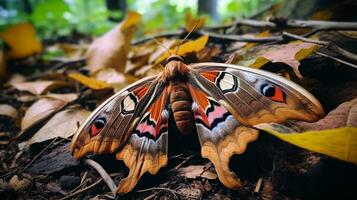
xmin=9 ymin=175 xmax=31 ymax=191
xmin=95 ymin=68 xmax=136 ymax=91
xmin=0 ymin=23 xmax=42 ymax=59
xmin=12 ymin=81 xmax=69 ymax=95
xmin=68 ymin=72 xmax=112 ymax=90
xmin=28 ymin=107 xmax=90 ymax=146
xmin=295 ymin=97 xmax=357 ymax=130
xmin=6 ymin=74 xmax=26 ymax=85
xmin=250 ymin=41 xmax=318 ymax=78
xmin=155 ymin=35 xmax=209 ymax=64
xmin=254 ymin=98 xmax=357 ymax=165
xmin=185 ymin=12 xmax=206 ymax=32
xmin=0 ymin=104 xmax=17 ymax=119
xmin=86 ymin=11 xmax=141 ymax=74
xmin=178 ymin=165 xmax=217 ymax=180
xmin=20 ymin=93 xmax=78 ymax=133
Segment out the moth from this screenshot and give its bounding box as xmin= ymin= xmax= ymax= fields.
xmin=71 ymin=54 xmax=324 ymax=195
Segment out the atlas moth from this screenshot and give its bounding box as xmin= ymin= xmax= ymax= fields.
xmin=71 ymin=38 xmax=324 ymax=195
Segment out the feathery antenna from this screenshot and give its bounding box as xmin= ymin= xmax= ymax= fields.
xmin=175 ymin=18 xmax=200 ymax=55
xmin=153 ymin=38 xmax=172 ymax=56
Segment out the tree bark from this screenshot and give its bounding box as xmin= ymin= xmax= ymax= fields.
xmin=105 ymin=0 xmax=127 ymax=22
xmin=198 ymin=0 xmax=218 ymax=20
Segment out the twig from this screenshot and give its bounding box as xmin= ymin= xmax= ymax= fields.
xmin=282 ymin=32 xmax=327 ymax=45
xmin=166 ymin=153 xmax=196 ymax=174
xmin=254 ymin=177 xmax=263 ymax=193
xmin=199 ymin=31 xmax=281 ymax=42
xmin=132 ymin=31 xmax=183 ymax=45
xmin=59 ymin=178 xmax=103 ymax=200
xmin=285 ymin=19 xmax=357 ymax=30
xmin=84 ymin=159 xmax=117 ymax=196
xmin=282 ymin=32 xmax=357 ymax=64
xmin=315 ymin=51 xmax=357 ymax=69
xmin=137 ymin=187 xmax=179 ymax=199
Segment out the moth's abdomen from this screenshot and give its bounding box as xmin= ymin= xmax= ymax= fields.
xmin=169 ymin=82 xmax=194 ymax=135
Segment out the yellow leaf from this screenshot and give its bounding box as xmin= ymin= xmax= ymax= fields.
xmin=86 ymin=11 xmax=141 ymax=74
xmin=155 ymin=35 xmax=209 ymax=64
xmin=68 ymin=73 xmax=112 ymax=90
xmin=255 ymin=123 xmax=357 ymax=165
xmin=0 ymin=23 xmax=42 ymax=59
xmin=249 ymin=57 xmax=270 ymax=68
xmin=294 ymin=42 xmax=318 ymax=61
xmin=185 ymin=12 xmax=206 ymax=32
xmin=121 ymin=11 xmax=142 ymax=30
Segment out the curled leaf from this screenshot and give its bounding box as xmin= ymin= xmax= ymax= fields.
xmin=249 ymin=42 xmax=318 ymax=78
xmin=86 ymin=11 xmax=141 ymax=74
xmin=255 ymin=98 xmax=357 ymax=165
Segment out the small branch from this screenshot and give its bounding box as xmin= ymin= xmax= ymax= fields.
xmin=282 ymin=32 xmax=328 ymax=45
xmin=199 ymin=31 xmax=281 ymax=42
xmin=137 ymin=187 xmax=179 ymax=199
xmin=59 ymin=178 xmax=103 ymax=200
xmin=166 ymin=153 xmax=196 ymax=174
xmin=282 ymin=32 xmax=357 ymax=64
xmin=22 ymin=137 xmax=59 ymax=171
xmin=84 ymin=159 xmax=117 ymax=196
xmin=132 ymin=31 xmax=183 ymax=45
xmin=285 ymin=19 xmax=357 ymax=30
xmin=315 ymin=51 xmax=357 ymax=69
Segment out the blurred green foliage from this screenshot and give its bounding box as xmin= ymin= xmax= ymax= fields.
xmin=0 ymin=0 xmax=277 ymax=39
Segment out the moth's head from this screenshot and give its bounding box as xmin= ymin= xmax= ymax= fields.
xmin=166 ymin=55 xmax=185 ymax=64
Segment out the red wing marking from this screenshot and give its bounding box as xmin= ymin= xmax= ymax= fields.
xmin=133 ymin=85 xmax=149 ymax=100
xmin=134 ymin=88 xmax=168 ymax=140
xmin=187 ymin=84 xmax=231 ymax=130
xmin=200 ymin=71 xmax=219 ymax=83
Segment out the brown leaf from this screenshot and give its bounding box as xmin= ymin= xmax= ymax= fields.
xmin=95 ymin=68 xmax=136 ymax=91
xmin=28 ymin=106 xmax=90 ymax=145
xmin=20 ymin=93 xmax=78 ymax=134
xmin=86 ymin=11 xmax=141 ymax=74
xmin=250 ymin=42 xmax=318 ymax=78
xmin=9 ymin=175 xmax=31 ymax=192
xmin=0 ymin=104 xmax=17 ymax=119
xmin=12 ymin=80 xmax=69 ymax=95
xmin=294 ymin=97 xmax=357 ymax=130
xmin=178 ymin=165 xmax=217 ymax=180
xmin=0 ymin=23 xmax=42 ymax=59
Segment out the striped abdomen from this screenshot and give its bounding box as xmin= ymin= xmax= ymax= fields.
xmin=169 ymin=81 xmax=194 ymax=135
